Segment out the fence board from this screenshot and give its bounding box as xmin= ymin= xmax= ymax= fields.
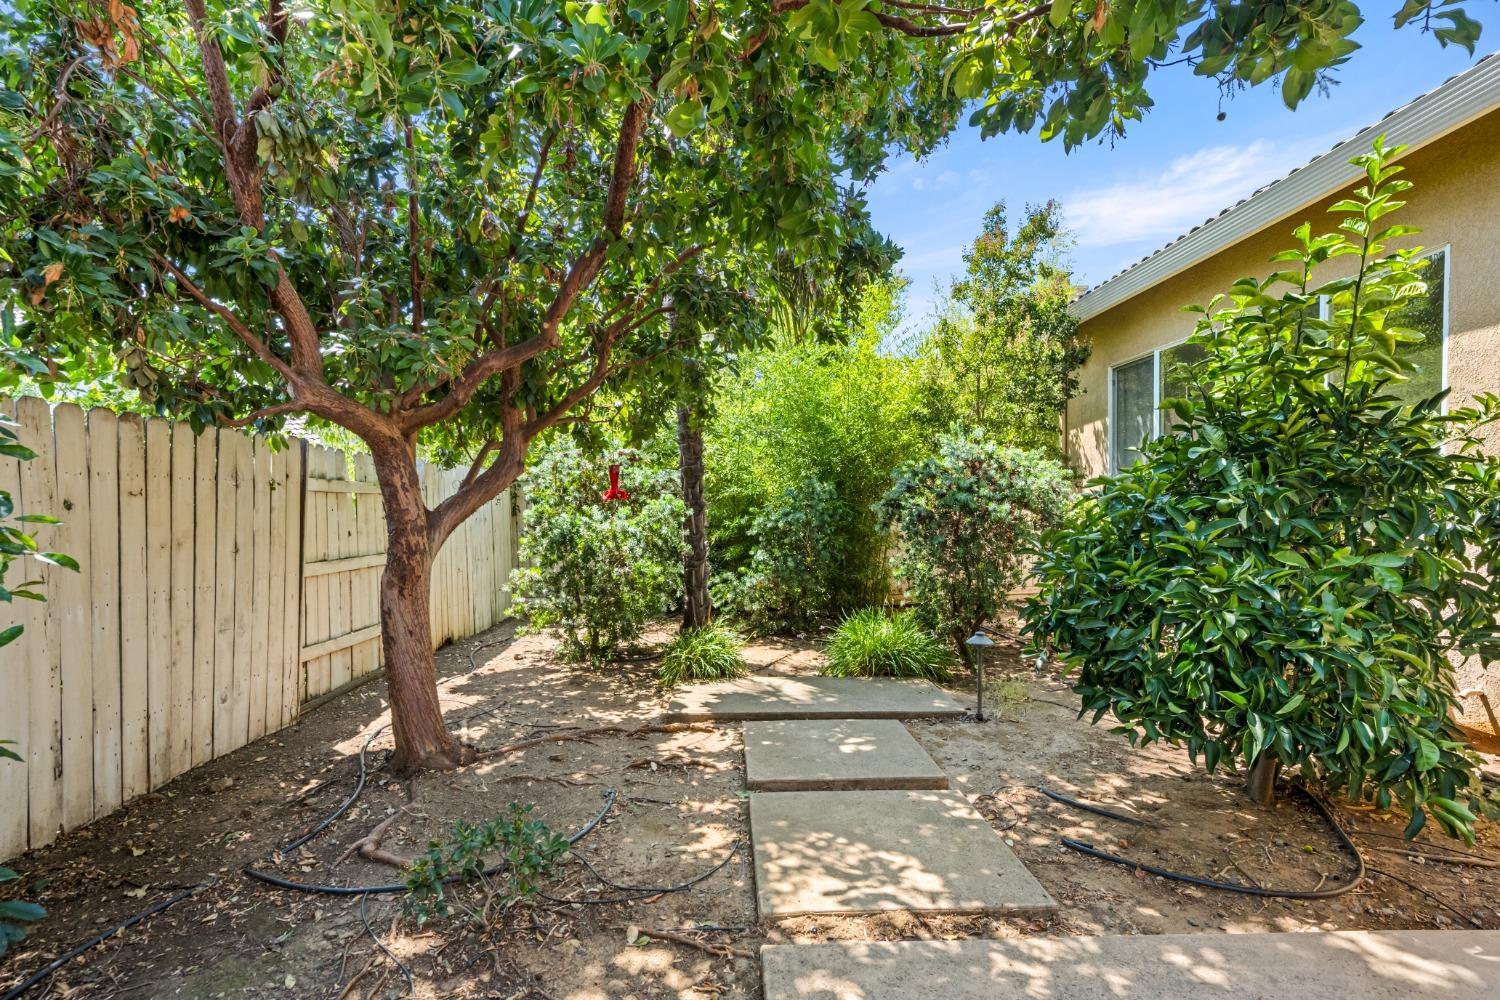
xmin=144 ymin=418 xmax=172 ymax=788
xmin=211 ymin=427 xmax=238 ymax=758
xmin=53 ymin=404 xmax=94 ymax=830
xmin=230 ymin=432 xmax=254 ymax=748
xmin=16 ymin=396 xmax=61 ymax=846
xmin=249 ymin=443 xmax=272 ymax=741
xmin=0 ymin=417 xmax=26 ymax=854
xmin=117 ymin=415 xmax=149 ymax=799
xmin=169 ymin=423 xmax=196 ymax=778
xmin=190 ymin=429 xmax=217 ymax=766
xmin=266 ymin=447 xmax=288 ymax=734
xmin=280 ymin=444 xmax=303 ymax=728
xmin=85 ymin=409 xmax=122 ymax=817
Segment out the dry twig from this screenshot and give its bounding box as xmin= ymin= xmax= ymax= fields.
xmin=635 ymin=926 xmax=753 ymax=960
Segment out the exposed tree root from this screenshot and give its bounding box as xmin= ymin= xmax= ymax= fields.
xmin=476 ymin=722 xmax=713 ymax=759
xmin=634 ymin=926 xmax=753 ymax=960
xmin=339 ymin=787 xmax=419 ymax=870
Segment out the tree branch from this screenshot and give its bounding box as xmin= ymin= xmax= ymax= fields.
xmin=459 ymin=440 xmax=502 ymax=490
xmin=399 ymin=333 xmax=557 ymax=432
xmin=153 ymin=254 xmax=297 ymax=382
xmin=220 ymin=399 xmax=303 ymax=428
xmin=400 ymin=102 xmax=653 ymax=433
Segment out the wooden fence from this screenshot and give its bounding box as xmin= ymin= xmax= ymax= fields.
xmin=0 ymin=399 xmax=518 ymax=862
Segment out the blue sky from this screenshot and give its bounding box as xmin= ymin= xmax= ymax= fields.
xmin=867 ymin=24 xmax=1496 ymax=329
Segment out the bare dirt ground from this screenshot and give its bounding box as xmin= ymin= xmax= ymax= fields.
xmin=2 ymin=619 xmax=1497 ymax=999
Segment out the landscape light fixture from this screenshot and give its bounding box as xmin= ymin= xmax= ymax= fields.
xmin=965 ymin=631 xmax=994 ymax=722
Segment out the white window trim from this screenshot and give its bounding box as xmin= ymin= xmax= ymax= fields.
xmin=1106 ymin=348 xmax=1161 ymax=475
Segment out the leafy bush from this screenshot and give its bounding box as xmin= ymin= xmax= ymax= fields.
xmin=1024 ymin=140 xmax=1500 ymax=842
xmin=0 ymin=865 xmax=45 ymax=958
xmin=714 ymin=478 xmax=848 ymax=632
xmin=879 ymin=429 xmax=1071 ymax=659
xmin=822 ymin=608 xmax=953 ymax=682
xmin=510 ymin=445 xmax=686 ymax=664
xmin=404 ymin=804 xmax=568 ymax=924
xmin=706 ymin=322 xmax=929 ymax=628
xmin=657 ymin=623 xmax=748 ymax=687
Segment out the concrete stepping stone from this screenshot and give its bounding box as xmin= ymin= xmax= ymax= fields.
xmin=744 ymin=719 xmax=949 ymax=791
xmin=761 ymin=930 xmax=1500 ymax=999
xmin=663 ymin=675 xmax=964 ymax=723
xmin=749 ymin=789 xmax=1055 ymax=918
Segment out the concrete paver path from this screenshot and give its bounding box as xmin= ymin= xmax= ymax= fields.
xmin=743 ymin=719 xmax=949 ymax=791
xmin=749 ymin=789 xmax=1056 ymax=918
xmin=663 ymin=675 xmax=965 ymax=722
xmin=760 ymin=930 xmax=1500 ymax=999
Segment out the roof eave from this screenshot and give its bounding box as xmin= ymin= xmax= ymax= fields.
xmin=1071 ymin=53 xmax=1500 ymax=323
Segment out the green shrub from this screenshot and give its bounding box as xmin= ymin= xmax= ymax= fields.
xmin=510 ymin=445 xmax=686 ymax=664
xmin=706 ymin=319 xmax=929 ymax=627
xmin=1024 ymin=140 xmax=1500 ymax=842
xmin=404 ymin=804 xmax=568 ymax=924
xmin=879 ymin=429 xmax=1071 ymax=659
xmin=657 ymin=623 xmax=748 ymax=687
xmin=0 ymin=865 xmax=45 ymax=958
xmin=822 ymin=608 xmax=953 ymax=682
xmin=714 ymin=478 xmax=848 ymax=632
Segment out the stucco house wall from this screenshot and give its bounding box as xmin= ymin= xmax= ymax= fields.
xmin=1062 ymin=103 xmax=1500 ymax=743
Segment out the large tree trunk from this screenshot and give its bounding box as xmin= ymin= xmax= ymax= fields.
xmin=678 ymin=402 xmax=711 ymax=630
xmin=370 ymin=441 xmax=475 ymax=774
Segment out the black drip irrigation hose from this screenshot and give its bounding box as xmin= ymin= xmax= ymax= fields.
xmin=1039 ymin=785 xmax=1155 ymax=827
xmin=358 ymin=890 xmax=414 ymax=993
xmin=287 ymin=724 xmax=387 ymax=854
xmin=1059 ymin=784 xmax=1366 ymax=900
xmin=539 ymin=842 xmax=743 ymax=906
xmin=0 ymin=885 xmax=203 ymax=1000
xmin=243 ymin=787 xmax=618 ymax=896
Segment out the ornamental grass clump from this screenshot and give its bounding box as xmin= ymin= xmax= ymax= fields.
xmin=822 ymin=608 xmax=953 ymax=682
xmin=1024 ymin=139 xmax=1500 ymax=842
xmin=657 ymin=623 xmax=748 ymax=687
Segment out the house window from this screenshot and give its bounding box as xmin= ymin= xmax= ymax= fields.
xmin=1109 ymin=339 xmax=1209 ymax=472
xmin=1390 ymin=247 xmax=1448 ymax=405
xmin=1158 ymin=340 xmax=1209 ymax=431
xmin=1109 ymin=355 xmax=1155 ymax=472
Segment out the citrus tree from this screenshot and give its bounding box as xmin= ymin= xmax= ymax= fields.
xmin=1025 ymin=141 xmax=1500 ymax=841
xmin=1 ymin=1 xmax=1478 ymax=773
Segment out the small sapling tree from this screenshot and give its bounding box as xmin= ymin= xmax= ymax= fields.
xmin=1025 ymin=141 xmax=1500 ymax=841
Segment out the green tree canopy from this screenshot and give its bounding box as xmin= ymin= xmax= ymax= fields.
xmin=916 ymin=200 xmax=1087 ymax=453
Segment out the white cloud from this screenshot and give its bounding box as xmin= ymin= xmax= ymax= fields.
xmin=1063 ymin=139 xmax=1323 ymax=248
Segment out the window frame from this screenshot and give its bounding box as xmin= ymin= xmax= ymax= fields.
xmin=1413 ymin=244 xmax=1451 ymax=408
xmin=1106 ymin=348 xmax=1161 ymax=475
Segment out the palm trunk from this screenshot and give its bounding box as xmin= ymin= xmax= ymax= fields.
xmin=370 ymin=440 xmax=475 ymax=774
xmin=678 ymin=402 xmax=711 ymax=630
